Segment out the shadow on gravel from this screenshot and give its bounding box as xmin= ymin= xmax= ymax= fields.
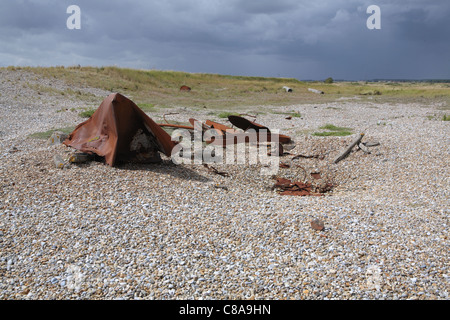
xmin=115 ymin=159 xmax=211 ymax=183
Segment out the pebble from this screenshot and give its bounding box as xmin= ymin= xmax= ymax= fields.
xmin=311 ymin=219 xmax=325 ymax=231
xmin=0 ymin=68 xmax=449 ymax=300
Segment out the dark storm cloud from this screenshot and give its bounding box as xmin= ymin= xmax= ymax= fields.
xmin=0 ymin=0 xmax=448 ymax=79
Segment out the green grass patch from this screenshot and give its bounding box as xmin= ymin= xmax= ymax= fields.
xmin=5 ymin=66 xmax=450 ymax=108
xmin=137 ymin=103 xmax=156 ymax=111
xmin=319 ymin=124 xmax=351 ymax=131
xmin=28 ymin=126 xmax=75 ymax=140
xmin=312 ymin=131 xmax=352 ymax=137
xmin=273 ymin=110 xmax=302 ymax=118
xmin=312 ymin=124 xmax=353 ymax=137
xmin=443 ymin=114 xmax=450 ymax=121
xmin=79 ymin=108 xmax=96 ymax=118
xmin=217 ymin=111 xmax=240 ymax=118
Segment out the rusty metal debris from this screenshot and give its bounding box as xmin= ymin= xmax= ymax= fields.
xmin=171 ymin=116 xmax=294 ymax=154
xmin=310 ymin=172 xmax=322 ymax=180
xmin=273 ymin=178 xmax=318 ymax=196
xmin=228 ymin=115 xmax=292 ymax=144
xmin=279 ymin=162 xmax=290 ymax=168
xmin=63 ymin=93 xmax=294 ymax=166
xmin=180 ymin=85 xmax=191 ymax=91
xmin=273 ymin=177 xmax=333 ymax=196
xmin=162 ymin=112 xmax=180 ymax=124
xmin=202 ymin=163 xmax=229 ymax=177
xmin=63 ymin=93 xmax=176 ymax=166
xmin=228 ymin=115 xmax=269 ymax=132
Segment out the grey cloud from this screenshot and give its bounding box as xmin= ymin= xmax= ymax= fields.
xmin=0 ymin=0 xmax=448 ymax=79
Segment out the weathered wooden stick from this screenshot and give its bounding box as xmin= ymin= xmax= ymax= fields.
xmin=334 ymin=133 xmax=364 ymax=164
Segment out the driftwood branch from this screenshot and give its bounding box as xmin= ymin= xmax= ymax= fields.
xmin=334 ymin=133 xmax=365 ymax=164
xmin=292 ymin=153 xmax=324 ymax=160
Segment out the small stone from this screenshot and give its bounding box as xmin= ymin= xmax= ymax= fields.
xmin=53 ymin=154 xmax=66 ymax=169
xmin=311 ymin=219 xmax=325 ymax=231
xmin=47 ymin=131 xmax=68 ymax=146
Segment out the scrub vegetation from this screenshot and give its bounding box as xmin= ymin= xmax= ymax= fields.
xmin=7 ymin=65 xmax=448 ymax=111
xmin=312 ymin=124 xmax=353 ymax=137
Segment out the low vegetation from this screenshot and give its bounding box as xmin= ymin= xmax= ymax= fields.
xmin=217 ymin=111 xmax=240 ymax=119
xmin=79 ymin=108 xmax=96 ymax=118
xmin=313 ymin=124 xmax=353 ymax=137
xmin=273 ymin=110 xmax=302 ymax=118
xmin=4 ymin=66 xmax=448 ymax=111
xmin=28 ymin=126 xmax=76 ymax=140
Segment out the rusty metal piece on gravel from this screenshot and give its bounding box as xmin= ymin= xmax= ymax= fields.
xmin=279 ymin=162 xmax=290 ymax=168
xmin=202 ymin=163 xmax=229 ymax=177
xmin=189 ymin=118 xmax=209 ymax=130
xmin=310 ymin=172 xmax=322 ymax=180
xmin=273 ymin=177 xmax=324 ymax=196
xmin=63 ymin=93 xmax=176 ymax=166
xmin=189 ymin=118 xmax=224 ymax=144
xmin=205 ymin=120 xmax=237 ymax=133
xmin=162 ymin=112 xmax=179 ymax=124
xmin=157 ymin=123 xmax=195 ymax=130
xmin=190 ymin=118 xmax=223 ymax=135
xmin=227 ymin=115 xmax=292 ymax=144
xmin=228 ymin=115 xmax=269 ymax=131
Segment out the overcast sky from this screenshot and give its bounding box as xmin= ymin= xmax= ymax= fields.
xmin=0 ymin=0 xmax=449 ymax=80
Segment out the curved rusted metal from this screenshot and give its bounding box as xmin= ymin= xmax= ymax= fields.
xmin=63 ymin=93 xmax=177 ymax=166
xmin=227 ymin=115 xmax=292 ymax=144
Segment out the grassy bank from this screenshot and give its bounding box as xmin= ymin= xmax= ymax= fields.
xmin=4 ymin=65 xmax=450 ymax=110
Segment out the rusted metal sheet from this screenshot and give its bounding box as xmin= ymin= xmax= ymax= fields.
xmin=63 ymin=93 xmax=176 ymax=166
xmin=157 ymin=123 xmax=195 ymax=130
xmin=227 ymin=115 xmax=292 ymax=144
xmin=189 ymin=118 xmax=222 ymax=134
xmin=205 ymin=120 xmax=237 ymax=133
xmin=228 ymin=115 xmax=269 ymax=131
xmin=209 ymin=133 xmax=285 ymax=152
xmin=273 ymin=177 xmax=324 ymax=196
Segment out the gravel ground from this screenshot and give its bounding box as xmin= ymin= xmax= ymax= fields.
xmin=0 ymin=69 xmax=448 ymax=300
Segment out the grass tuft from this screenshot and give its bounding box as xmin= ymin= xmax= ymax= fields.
xmin=218 ymin=111 xmax=240 ymax=118
xmin=137 ymin=103 xmax=156 ymax=111
xmin=4 ymin=66 xmax=450 ymax=109
xmin=79 ymin=108 xmax=96 ymax=118
xmin=313 ymin=124 xmax=353 ymax=137
xmin=319 ymin=124 xmax=351 ymax=131
xmin=28 ymin=126 xmax=75 ymax=140
xmin=312 ymin=131 xmax=352 ymax=137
